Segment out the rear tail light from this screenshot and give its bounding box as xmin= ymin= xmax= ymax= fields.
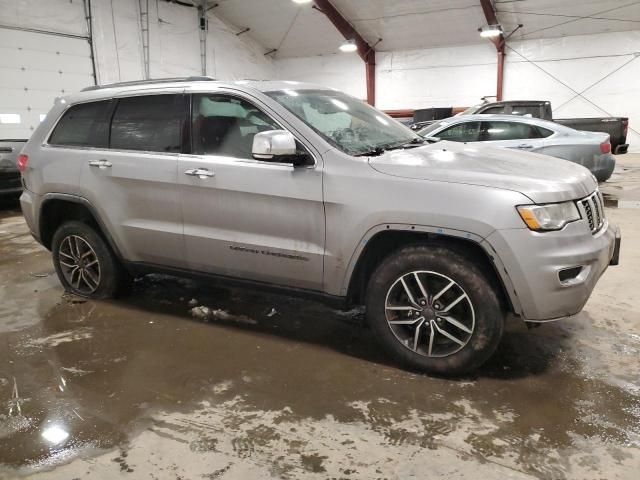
xmin=600 ymin=141 xmax=611 ymax=154
xmin=17 ymin=154 xmax=28 ymax=172
xmin=622 ymin=118 xmax=629 ymax=136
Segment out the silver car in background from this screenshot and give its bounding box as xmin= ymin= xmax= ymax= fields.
xmin=418 ymin=114 xmax=616 ymax=182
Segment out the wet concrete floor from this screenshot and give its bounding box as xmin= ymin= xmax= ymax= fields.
xmin=1 ymin=157 xmax=640 ymax=479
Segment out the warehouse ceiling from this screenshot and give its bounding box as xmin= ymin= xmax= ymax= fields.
xmin=206 ymin=0 xmax=640 ymax=58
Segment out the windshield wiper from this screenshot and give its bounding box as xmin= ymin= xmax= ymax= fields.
xmin=385 ymin=137 xmax=429 ymax=150
xmin=354 ymin=146 xmax=388 ymax=157
xmin=354 ymin=138 xmax=429 ymax=157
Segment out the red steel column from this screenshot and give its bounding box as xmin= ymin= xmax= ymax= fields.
xmin=480 ymin=0 xmax=505 ymax=101
xmin=496 ymin=38 xmax=505 ymax=101
xmin=313 ymin=0 xmax=376 ymax=105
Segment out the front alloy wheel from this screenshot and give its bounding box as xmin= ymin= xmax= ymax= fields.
xmin=385 ymin=271 xmax=475 ymax=357
xmin=365 ymin=245 xmax=504 ymax=375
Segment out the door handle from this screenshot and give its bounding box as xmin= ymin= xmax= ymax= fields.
xmin=184 ymin=168 xmax=215 ymax=179
xmin=515 ymin=144 xmax=533 ymax=149
xmin=88 ymin=159 xmax=112 ymax=169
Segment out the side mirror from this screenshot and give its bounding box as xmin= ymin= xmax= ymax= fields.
xmin=252 ymin=130 xmax=297 ymax=161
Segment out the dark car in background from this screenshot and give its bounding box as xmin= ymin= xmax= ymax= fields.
xmin=0 ymin=140 xmax=26 ymax=197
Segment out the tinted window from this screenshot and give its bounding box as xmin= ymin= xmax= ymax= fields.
xmin=110 ymin=95 xmax=185 ymax=152
xmin=511 ymin=105 xmax=540 ymax=117
xmin=536 ymin=126 xmax=554 ymax=138
xmin=482 ymin=106 xmax=506 ymax=114
xmin=49 ymin=100 xmax=111 ymax=147
xmin=482 ymin=121 xmax=542 ymax=141
xmin=437 ymin=122 xmax=481 ymax=142
xmin=192 ymin=94 xmax=279 ymax=158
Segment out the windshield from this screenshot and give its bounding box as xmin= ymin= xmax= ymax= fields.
xmin=265 ymin=88 xmax=420 ymax=155
xmin=418 ymin=120 xmax=451 ymax=136
xmin=457 ymin=104 xmax=484 ymax=116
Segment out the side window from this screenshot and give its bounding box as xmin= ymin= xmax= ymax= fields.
xmin=511 ymin=106 xmax=540 ymax=117
xmin=481 ymin=106 xmax=506 ymax=114
xmin=437 ymin=122 xmax=481 ymax=142
xmin=535 ymin=126 xmax=554 ymax=138
xmin=192 ymin=94 xmax=280 ymax=159
xmin=49 ymin=100 xmax=111 ymax=147
xmin=482 ymin=121 xmax=539 ymax=141
xmin=110 ymin=94 xmax=185 ymax=152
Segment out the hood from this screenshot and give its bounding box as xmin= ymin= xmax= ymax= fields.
xmin=368 ymin=141 xmax=597 ymax=204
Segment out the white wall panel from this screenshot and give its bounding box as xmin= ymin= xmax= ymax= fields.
xmin=0 ymin=0 xmax=86 ymax=36
xmin=91 ymin=0 xmax=274 ymax=84
xmin=0 ymin=29 xmax=93 ymax=139
xmin=275 ymin=54 xmax=365 ymax=99
xmin=273 ymin=44 xmax=496 ymax=109
xmin=91 ymin=0 xmax=144 ymax=83
xmin=376 ymin=44 xmax=497 ymax=110
xmin=505 ymin=31 xmax=640 ymax=152
xmin=274 ymin=30 xmax=640 ymax=151
xmin=206 ymin=14 xmax=275 ymax=81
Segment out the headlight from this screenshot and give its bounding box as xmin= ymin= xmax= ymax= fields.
xmin=517 ymin=201 xmax=580 ymax=231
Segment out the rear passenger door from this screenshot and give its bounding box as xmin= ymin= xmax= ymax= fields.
xmin=78 ymin=92 xmax=188 ymax=268
xmin=479 ymin=120 xmax=547 ymax=152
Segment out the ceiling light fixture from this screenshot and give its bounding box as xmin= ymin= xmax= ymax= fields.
xmin=339 ymin=39 xmax=357 ymax=53
xmin=479 ymin=25 xmax=502 ymax=38
xmin=291 ymin=0 xmax=312 ymax=4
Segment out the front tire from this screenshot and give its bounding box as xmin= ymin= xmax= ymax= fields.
xmin=365 ymin=245 xmax=504 ymax=376
xmin=51 ymin=221 xmax=125 ymax=299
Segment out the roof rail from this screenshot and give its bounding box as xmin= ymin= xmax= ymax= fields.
xmin=81 ymin=76 xmax=216 ymax=92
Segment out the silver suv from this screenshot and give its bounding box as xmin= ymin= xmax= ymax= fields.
xmin=19 ymin=78 xmax=621 ymax=375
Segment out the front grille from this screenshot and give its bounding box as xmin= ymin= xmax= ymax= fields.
xmin=579 ymin=190 xmax=605 ymax=234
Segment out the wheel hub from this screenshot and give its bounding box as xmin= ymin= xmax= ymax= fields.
xmin=58 ymin=234 xmax=101 ymax=295
xmin=384 ymin=270 xmax=475 ymax=358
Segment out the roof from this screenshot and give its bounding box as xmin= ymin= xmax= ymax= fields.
xmin=428 ymin=114 xmax=576 ymax=132
xmin=61 ymin=78 xmax=336 ymax=104
xmin=210 ymin=0 xmax=640 ymax=58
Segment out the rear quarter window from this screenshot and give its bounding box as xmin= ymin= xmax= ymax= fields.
xmin=48 ymin=100 xmax=111 ymax=147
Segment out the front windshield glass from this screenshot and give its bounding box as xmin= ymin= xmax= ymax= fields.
xmin=418 ymin=120 xmax=451 ymax=136
xmin=458 ymin=104 xmax=483 ymax=116
xmin=265 ymin=88 xmax=420 ymax=155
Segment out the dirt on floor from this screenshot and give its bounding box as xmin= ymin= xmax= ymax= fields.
xmin=0 ymin=157 xmax=639 ymax=479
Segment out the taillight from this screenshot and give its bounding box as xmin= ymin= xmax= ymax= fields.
xmin=622 ymin=119 xmax=629 ymax=136
xmin=600 ymin=141 xmax=611 ymax=154
xmin=17 ymin=154 xmax=28 ymax=172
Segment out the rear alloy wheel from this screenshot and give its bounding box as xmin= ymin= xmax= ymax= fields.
xmin=52 ymin=221 xmax=125 ymax=299
xmin=366 ymin=245 xmax=504 ymax=376
xmin=58 ymin=235 xmax=102 ymax=295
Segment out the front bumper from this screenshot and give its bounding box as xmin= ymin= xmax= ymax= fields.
xmin=485 ymin=219 xmax=619 ymax=322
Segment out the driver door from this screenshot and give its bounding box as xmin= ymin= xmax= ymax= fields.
xmin=178 ymin=92 xmax=325 ymax=291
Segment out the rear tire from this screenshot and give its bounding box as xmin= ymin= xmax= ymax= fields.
xmin=365 ymin=245 xmax=504 ymax=376
xmin=51 ymin=221 xmax=126 ymax=299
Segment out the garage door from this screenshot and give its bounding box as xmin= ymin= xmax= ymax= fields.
xmin=0 ymin=27 xmax=94 ymax=140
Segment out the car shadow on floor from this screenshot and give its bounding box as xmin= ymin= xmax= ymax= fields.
xmin=107 ymin=273 xmax=572 ymax=381
xmin=0 ymin=197 xmax=20 ymax=215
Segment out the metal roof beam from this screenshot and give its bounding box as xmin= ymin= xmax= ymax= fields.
xmin=312 ymin=0 xmax=376 ymax=105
